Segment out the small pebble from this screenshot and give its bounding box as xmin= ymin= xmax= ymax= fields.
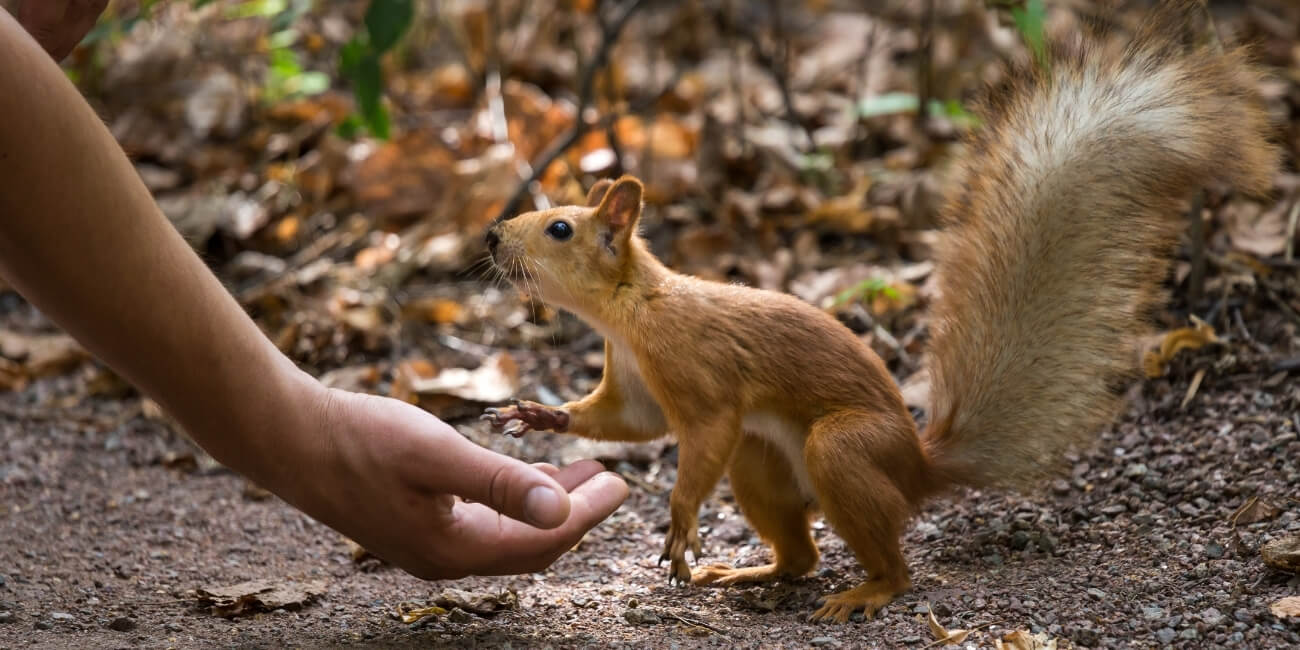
xmin=107 ymin=617 xmax=136 ymax=632
xmin=623 ymin=608 xmax=661 ymax=625
xmin=1156 ymin=628 xmax=1177 ymax=644
xmin=0 ymin=611 xmax=14 ymax=625
xmin=810 ymin=637 xmax=837 ymax=646
xmin=1206 ymin=543 xmax=1224 ymax=559
xmin=49 ymin=612 xmax=73 ymax=621
xmin=1201 ymin=608 xmax=1224 ymax=627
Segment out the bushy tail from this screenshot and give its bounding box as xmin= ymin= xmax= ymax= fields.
xmin=921 ymin=1 xmax=1278 ymax=489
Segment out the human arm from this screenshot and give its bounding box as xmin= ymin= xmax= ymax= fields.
xmin=0 ymin=7 xmax=627 ymax=578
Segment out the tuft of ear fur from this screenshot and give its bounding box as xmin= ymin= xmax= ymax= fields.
xmin=586 ymin=179 xmax=614 ymax=207
xmin=596 ymin=176 xmax=643 ymax=231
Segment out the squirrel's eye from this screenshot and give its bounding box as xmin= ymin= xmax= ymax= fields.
xmin=545 ymin=220 xmax=573 ymax=241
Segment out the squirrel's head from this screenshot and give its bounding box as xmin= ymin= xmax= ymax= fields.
xmin=486 ymin=175 xmax=645 ymax=312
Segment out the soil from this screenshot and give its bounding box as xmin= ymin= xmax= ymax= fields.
xmin=1 ymin=348 xmax=1298 ymax=649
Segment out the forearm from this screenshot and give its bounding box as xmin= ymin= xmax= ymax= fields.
xmin=0 ymin=13 xmax=314 ymax=480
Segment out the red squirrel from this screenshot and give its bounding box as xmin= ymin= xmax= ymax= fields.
xmin=482 ymin=2 xmax=1278 ymax=623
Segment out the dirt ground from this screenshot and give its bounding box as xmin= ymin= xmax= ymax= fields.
xmin=2 ymin=347 xmax=1298 ymax=649
xmin=3 ymin=1 xmax=1300 ymax=648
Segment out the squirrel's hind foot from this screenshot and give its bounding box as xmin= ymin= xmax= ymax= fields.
xmin=691 ymin=563 xmax=790 ymax=586
xmin=809 ymin=578 xmax=908 ymax=623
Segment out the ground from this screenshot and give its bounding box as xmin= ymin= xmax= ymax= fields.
xmin=2 ymin=354 xmax=1298 ymax=648
xmin=2 ymin=1 xmax=1300 ymax=648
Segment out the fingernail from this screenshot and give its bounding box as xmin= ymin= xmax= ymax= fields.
xmin=524 ymin=485 xmax=565 ymax=528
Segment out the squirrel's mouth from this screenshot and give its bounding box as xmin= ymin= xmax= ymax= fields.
xmin=487 ymin=249 xmax=525 ymax=284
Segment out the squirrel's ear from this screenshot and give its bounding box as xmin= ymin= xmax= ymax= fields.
xmin=595 ymin=176 xmax=643 ymax=231
xmin=585 ymin=179 xmax=614 ymax=207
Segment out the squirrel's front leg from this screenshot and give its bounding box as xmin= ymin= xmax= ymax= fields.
xmin=661 ymin=416 xmax=741 ymax=585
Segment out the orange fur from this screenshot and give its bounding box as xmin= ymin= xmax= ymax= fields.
xmin=483 ymin=1 xmax=1278 ymax=623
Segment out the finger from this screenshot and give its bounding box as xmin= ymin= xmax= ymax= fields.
xmin=548 ymin=459 xmax=607 ymax=491
xmin=56 ymin=0 xmax=106 ymax=60
xmin=450 ymin=471 xmax=629 ymax=575
xmin=530 ymin=462 xmax=560 ymax=476
xmin=17 ymin=1 xmax=68 ymax=56
xmin=443 ymin=441 xmax=570 ymax=529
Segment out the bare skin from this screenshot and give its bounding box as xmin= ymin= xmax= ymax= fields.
xmin=0 ymin=3 xmax=628 ymax=580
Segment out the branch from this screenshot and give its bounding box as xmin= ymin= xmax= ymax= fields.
xmin=492 ymin=0 xmax=648 ymax=224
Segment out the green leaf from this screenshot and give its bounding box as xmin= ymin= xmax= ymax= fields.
xmin=292 ymin=71 xmax=331 ymax=96
xmin=926 ymin=99 xmax=981 ymax=128
xmin=365 ymin=0 xmax=414 ymax=53
xmin=226 ymin=0 xmax=288 ymax=19
xmin=857 ymin=92 xmax=919 ymax=118
xmin=267 ymin=28 xmax=299 ymax=50
xmin=1011 ymin=0 xmax=1049 ymax=70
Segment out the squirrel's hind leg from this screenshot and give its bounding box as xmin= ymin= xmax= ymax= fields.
xmin=804 ymin=410 xmax=917 ymax=623
xmin=692 ymin=434 xmax=818 ymax=586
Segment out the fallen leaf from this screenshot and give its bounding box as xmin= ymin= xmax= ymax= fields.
xmin=1230 ymin=496 xmax=1282 ymax=527
xmin=400 ymin=605 xmax=449 ymax=624
xmin=342 ymin=537 xmax=375 ymax=563
xmin=196 ymin=579 xmax=327 ymax=617
xmin=1262 ymin=535 xmax=1300 ymax=574
xmin=1142 ymin=316 xmax=1218 ymax=378
xmin=995 ymin=629 xmax=1058 ymax=650
xmin=1272 ymin=596 xmax=1300 ymax=619
xmin=1225 ymin=200 xmax=1289 ymax=258
xmin=0 ymin=329 xmax=89 ymax=382
xmin=390 ymin=359 xmax=439 ymax=404
xmin=399 ymin=589 xmax=518 ymax=624
xmin=402 ymin=297 xmax=465 ymax=325
xmin=925 ymin=603 xmax=973 ymax=647
xmin=318 ymin=365 xmax=381 ymax=392
xmin=405 ymin=353 xmax=519 ymax=403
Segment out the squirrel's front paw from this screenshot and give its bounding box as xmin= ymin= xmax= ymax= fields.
xmin=481 ymin=399 xmax=570 ymax=437
xmin=659 ymin=518 xmax=701 ymax=587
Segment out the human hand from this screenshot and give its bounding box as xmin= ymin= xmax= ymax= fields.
xmin=14 ymin=0 xmax=108 ymax=61
xmin=265 ymin=384 xmax=628 ymax=579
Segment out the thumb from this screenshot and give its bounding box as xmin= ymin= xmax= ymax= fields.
xmin=446 ymin=441 xmax=571 ymax=529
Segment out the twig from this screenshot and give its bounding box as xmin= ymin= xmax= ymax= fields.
xmin=663 ymin=611 xmax=728 ymax=636
xmin=492 ymin=0 xmax=648 ymax=224
xmin=1180 ymin=367 xmax=1206 ymax=410
xmin=1261 ymin=282 xmax=1300 ymax=326
xmin=731 ymin=5 xmax=814 ymax=152
xmin=916 ymin=0 xmax=936 ymax=132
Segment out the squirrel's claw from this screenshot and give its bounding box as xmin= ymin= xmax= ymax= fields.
xmin=480 ymin=400 xmax=569 ymax=436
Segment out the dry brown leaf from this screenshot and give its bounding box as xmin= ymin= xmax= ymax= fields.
xmin=0 ymin=329 xmax=88 ymax=381
xmin=318 ymin=365 xmax=380 ymax=393
xmin=1262 ymin=535 xmax=1300 ymax=574
xmin=390 ymin=359 xmax=439 ymax=404
xmin=995 ymin=629 xmax=1059 ymax=650
xmin=1142 ymin=316 xmax=1218 ymax=378
xmin=1225 ymin=200 xmax=1289 ymax=258
xmin=399 ymin=589 xmax=518 ymax=624
xmin=405 ymin=353 xmax=519 ymax=403
xmin=195 ymin=579 xmax=327 ymax=617
xmin=402 ymin=297 xmax=465 ymax=325
xmin=342 ymin=537 xmax=375 ymax=563
xmin=1230 ymin=496 xmax=1283 ymax=526
xmin=1272 ymin=596 xmax=1300 ymax=619
xmin=925 ymin=603 xmax=973 ymax=647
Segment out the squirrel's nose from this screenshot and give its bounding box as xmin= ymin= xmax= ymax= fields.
xmin=485 ymin=228 xmax=500 ymax=252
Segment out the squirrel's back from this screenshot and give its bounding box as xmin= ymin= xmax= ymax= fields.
xmin=921 ymin=2 xmax=1278 ymax=489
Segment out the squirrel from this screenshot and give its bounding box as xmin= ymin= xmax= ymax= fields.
xmin=481 ymin=1 xmax=1277 ymax=623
